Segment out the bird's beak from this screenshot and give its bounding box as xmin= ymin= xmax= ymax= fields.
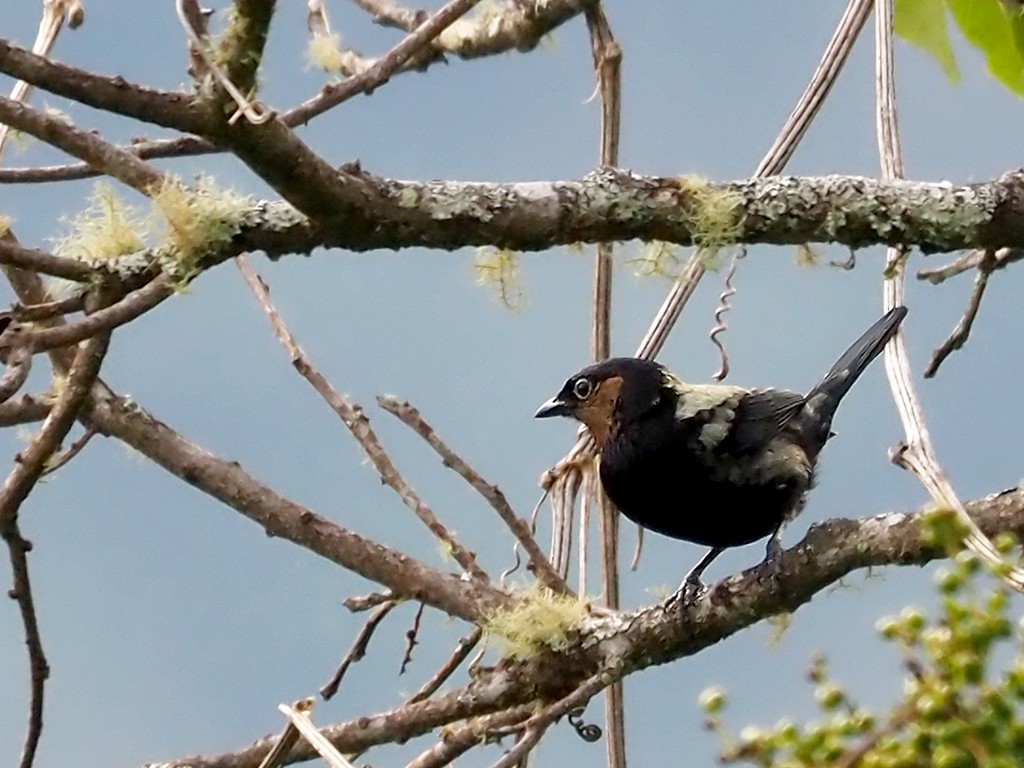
xmin=534 ymin=396 xmax=571 ymax=419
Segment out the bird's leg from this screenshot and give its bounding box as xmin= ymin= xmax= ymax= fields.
xmin=759 ymin=526 xmax=786 ymax=587
xmin=672 ymin=546 xmax=724 ymax=604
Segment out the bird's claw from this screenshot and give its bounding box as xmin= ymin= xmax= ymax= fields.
xmin=759 ymin=537 xmax=785 ymax=590
xmin=670 ymin=576 xmax=708 ymax=606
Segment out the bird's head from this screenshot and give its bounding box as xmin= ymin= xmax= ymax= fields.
xmin=534 ymin=357 xmax=668 ymax=447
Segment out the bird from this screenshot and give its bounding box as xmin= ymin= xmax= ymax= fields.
xmin=534 ymin=306 xmax=907 ymax=600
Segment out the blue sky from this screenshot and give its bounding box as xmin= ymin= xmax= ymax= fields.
xmin=2 ymin=2 xmax=1023 ymax=767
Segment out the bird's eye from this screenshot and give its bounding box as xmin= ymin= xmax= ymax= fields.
xmin=572 ymin=377 xmax=593 ymax=400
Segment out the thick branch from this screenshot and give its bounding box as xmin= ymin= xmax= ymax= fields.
xmin=81 ymin=390 xmax=510 ymax=622
xmin=87 ymin=170 xmax=1024 ymax=261
xmin=0 ymin=36 xmax=209 ymax=134
xmin=351 ymin=0 xmax=588 ymax=57
xmin=147 ymin=488 xmax=1024 ymax=768
xmin=0 ymin=95 xmax=166 ymax=193
xmin=217 ymin=1 xmax=276 ymax=100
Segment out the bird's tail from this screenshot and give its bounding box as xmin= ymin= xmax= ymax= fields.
xmin=803 ymin=306 xmax=908 ymax=435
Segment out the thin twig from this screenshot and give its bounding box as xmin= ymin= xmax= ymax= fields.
xmin=400 ymin=601 xmax=426 ymax=675
xmin=40 ymin=426 xmax=97 ymax=477
xmin=27 ymin=277 xmax=174 ymax=353
xmin=237 ymin=257 xmax=489 ymax=581
xmin=320 ymin=600 xmax=398 ymax=700
xmin=487 ymin=673 xmax=612 ymax=768
xmin=917 ymin=246 xmax=1023 ymax=285
xmin=404 ymin=704 xmax=535 ymax=768
xmin=376 ymin=395 xmax=568 ymax=594
xmin=289 ymin=0 xmax=485 ymax=125
xmin=13 ymin=294 xmax=88 ymax=322
xmin=405 ymin=627 xmax=482 ymax=704
xmin=0 ymin=239 xmax=96 ymax=282
xmin=0 ymin=323 xmax=32 ymax=405
xmin=924 ymin=250 xmax=995 ymax=378
xmin=0 ymin=321 xmax=111 ymax=768
xmin=344 ymin=589 xmax=396 ymax=612
xmin=874 ymin=0 xmax=1024 ymax=591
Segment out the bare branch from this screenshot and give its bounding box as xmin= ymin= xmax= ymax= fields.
xmin=405 ymin=705 xmax=535 ymax=768
xmin=0 ymin=239 xmax=96 ymax=282
xmin=0 ymin=94 xmax=167 ymax=193
xmin=917 ymin=246 xmax=1023 ymax=284
xmin=0 ymin=318 xmax=111 ymax=768
xmin=0 ymin=0 xmax=592 ymax=186
xmin=289 ymin=0 xmax=486 ymax=126
xmin=487 ymin=673 xmax=610 ymax=768
xmin=26 ymin=277 xmax=174 ymax=354
xmin=405 ymin=627 xmax=481 ymax=704
xmin=350 ymin=0 xmax=588 ymax=57
xmin=924 ymin=250 xmax=995 ymax=377
xmin=0 ymin=36 xmax=210 ymax=134
xmin=320 ymin=600 xmax=398 ymax=700
xmin=0 ymin=395 xmax=52 ymax=428
xmin=0 ymin=136 xmax=215 ymax=184
xmin=400 ymin=601 xmax=426 ymax=675
xmin=144 ymin=488 xmax=1024 ymax=768
xmin=0 ymin=321 xmax=32 ymax=404
xmin=874 ymin=0 xmax=1024 ymax=591
xmin=237 ymin=258 xmax=489 ymax=582
xmin=376 ymin=395 xmax=567 ymax=593
xmin=344 ymin=589 xmax=396 ymax=612
xmin=40 ymin=426 xmax=97 ymax=477
xmin=84 ymin=383 xmax=511 ymax=622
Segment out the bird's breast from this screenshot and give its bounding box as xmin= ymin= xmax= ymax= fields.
xmin=598 ymin=420 xmax=811 ymax=548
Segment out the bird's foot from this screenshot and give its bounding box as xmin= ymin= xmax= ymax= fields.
xmin=759 ymin=537 xmax=785 ymax=590
xmin=669 ymin=575 xmax=709 ymax=607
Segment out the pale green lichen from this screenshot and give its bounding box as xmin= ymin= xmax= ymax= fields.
xmin=795 ymin=243 xmax=820 ymax=266
xmin=53 ymin=184 xmax=148 ymax=265
xmin=306 ymin=33 xmax=347 ymax=75
xmin=53 ymin=177 xmax=253 ymax=287
xmin=151 ymin=176 xmax=253 ymax=283
xmin=676 ymin=174 xmax=744 ymax=249
xmin=474 ymin=247 xmax=524 ymax=309
xmin=628 ymin=240 xmax=682 ymax=279
xmin=483 ymin=585 xmax=590 ymax=660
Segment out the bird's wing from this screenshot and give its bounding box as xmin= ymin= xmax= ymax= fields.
xmin=722 ymin=388 xmax=806 ymax=454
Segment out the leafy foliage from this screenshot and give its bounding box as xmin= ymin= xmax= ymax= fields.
xmin=702 ymin=530 xmax=1024 ymax=767
xmin=896 ymin=0 xmax=1024 ymax=97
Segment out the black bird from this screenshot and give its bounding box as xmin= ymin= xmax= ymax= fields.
xmin=535 ymin=307 xmax=907 ymax=599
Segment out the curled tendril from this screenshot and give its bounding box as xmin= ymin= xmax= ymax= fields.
xmin=568 ymin=707 xmax=602 ymax=742
xmin=710 ymin=247 xmax=746 ymax=381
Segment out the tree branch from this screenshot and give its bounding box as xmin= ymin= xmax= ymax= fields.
xmin=289 ymin=0 xmax=485 ymax=126
xmin=376 ymin=395 xmax=568 ymax=594
xmin=0 ymin=36 xmax=210 ymax=134
xmin=237 ymin=259 xmax=489 ymax=582
xmin=144 ymin=487 xmax=1024 ymax=768
xmin=81 ymin=388 xmax=510 ymax=622
xmin=0 ymin=94 xmax=166 ymax=193
xmin=0 ymin=322 xmax=111 ymax=768
xmin=350 ymin=0 xmax=588 ymax=57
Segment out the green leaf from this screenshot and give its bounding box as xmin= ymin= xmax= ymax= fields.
xmin=947 ymin=0 xmax=1024 ymax=96
xmin=895 ymin=0 xmax=961 ymax=82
